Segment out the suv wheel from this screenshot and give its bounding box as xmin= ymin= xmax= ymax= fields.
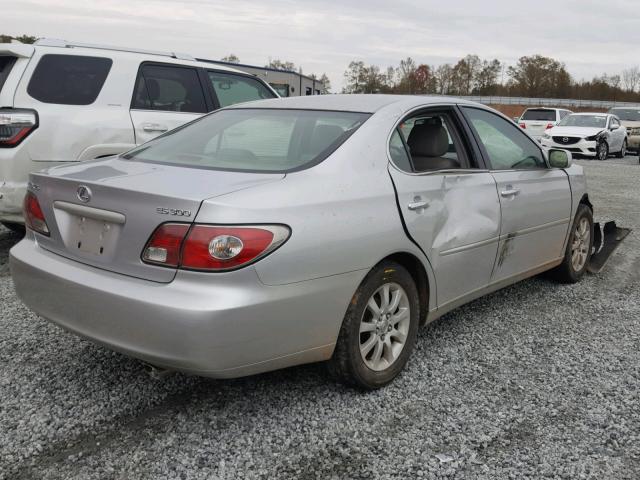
xmin=328 ymin=262 xmax=420 ymax=389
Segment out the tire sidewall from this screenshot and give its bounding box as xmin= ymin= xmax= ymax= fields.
xmin=344 ymin=263 xmax=420 ymax=389
xmin=597 ymin=140 xmax=608 ymax=161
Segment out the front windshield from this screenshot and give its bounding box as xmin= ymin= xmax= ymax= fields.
xmin=123 ymin=109 xmax=370 ymax=172
xmin=608 ymin=109 xmax=640 ymax=121
xmin=558 ymin=114 xmax=607 ymax=128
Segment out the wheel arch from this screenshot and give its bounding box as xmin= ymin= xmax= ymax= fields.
xmin=579 ymin=193 xmax=593 ymax=212
xmin=377 ymin=251 xmax=432 ymax=326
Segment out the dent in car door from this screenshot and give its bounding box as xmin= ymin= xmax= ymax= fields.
xmin=129 ymin=63 xmax=209 ymax=144
xmin=390 ymin=168 xmax=501 ymax=307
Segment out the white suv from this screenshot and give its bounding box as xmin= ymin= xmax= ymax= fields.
xmin=0 ymin=39 xmax=278 ymax=229
xmin=517 ymin=107 xmax=573 ymax=141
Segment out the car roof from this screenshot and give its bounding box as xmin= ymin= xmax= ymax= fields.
xmin=226 ymin=94 xmax=481 ymax=114
xmin=569 ymin=112 xmax=609 ymax=116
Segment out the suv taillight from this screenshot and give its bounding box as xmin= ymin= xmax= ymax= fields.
xmin=519 ymin=122 xmax=526 ymax=129
xmin=142 ymin=224 xmax=290 ymax=271
xmin=545 ymin=123 xmax=554 ymax=129
xmin=0 ymin=109 xmax=38 ymax=147
xmin=23 ymin=191 xmax=50 ymax=236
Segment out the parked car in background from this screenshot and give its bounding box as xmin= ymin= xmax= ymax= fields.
xmin=517 ymin=107 xmax=572 ymax=141
xmin=0 ymin=39 xmax=278 ymax=231
xmin=607 ymin=107 xmax=640 ymax=152
xmin=11 ymin=95 xmax=592 ymax=389
xmin=541 ymin=112 xmax=627 ymax=160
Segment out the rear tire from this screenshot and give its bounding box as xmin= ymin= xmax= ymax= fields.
xmin=1 ymin=222 xmax=25 ymax=236
xmin=616 ymin=139 xmax=627 ymax=158
xmin=548 ymin=205 xmax=593 ymax=283
xmin=328 ymin=261 xmax=420 ymax=389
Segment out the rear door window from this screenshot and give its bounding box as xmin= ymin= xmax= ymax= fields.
xmin=0 ymin=56 xmax=17 ymax=93
xmin=132 ymin=64 xmax=207 ymax=113
xmin=208 ymin=71 xmax=275 ymax=108
xmin=521 ymin=109 xmax=556 ymax=121
xmin=27 ymin=54 xmax=112 ymax=105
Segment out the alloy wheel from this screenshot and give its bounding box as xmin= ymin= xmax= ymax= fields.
xmin=359 ymin=283 xmax=411 ymax=371
xmin=571 ymin=217 xmax=590 ymax=272
xmin=597 ymin=142 xmax=608 ymax=161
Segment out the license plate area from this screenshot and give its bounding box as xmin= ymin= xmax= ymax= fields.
xmin=52 ymin=201 xmax=126 ymax=260
xmin=70 ymin=216 xmax=115 ymax=256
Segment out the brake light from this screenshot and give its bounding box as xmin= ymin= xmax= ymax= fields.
xmin=141 ymin=223 xmax=190 ymax=267
xmin=519 ymin=123 xmax=526 ymax=129
xmin=0 ymin=109 xmax=38 ymax=147
xmin=545 ymin=123 xmax=554 ymax=129
xmin=23 ymin=191 xmax=49 ymax=236
xmin=141 ymin=224 xmax=290 ymax=271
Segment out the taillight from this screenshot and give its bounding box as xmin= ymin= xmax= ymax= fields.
xmin=141 ymin=223 xmax=190 ymax=267
xmin=0 ymin=109 xmax=38 ymax=147
xmin=545 ymin=123 xmax=554 ymax=129
xmin=23 ymin=191 xmax=50 ymax=236
xmin=141 ymin=224 xmax=290 ymax=271
xmin=519 ymin=122 xmax=526 ymax=129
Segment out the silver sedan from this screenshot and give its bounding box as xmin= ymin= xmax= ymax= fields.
xmin=10 ymin=95 xmax=593 ymax=389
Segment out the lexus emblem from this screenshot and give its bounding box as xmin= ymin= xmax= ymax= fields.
xmin=562 ymin=137 xmax=568 ymax=143
xmin=76 ymin=185 xmax=92 ymax=203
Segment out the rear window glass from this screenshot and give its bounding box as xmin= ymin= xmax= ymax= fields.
xmin=208 ymin=72 xmax=276 ymax=108
xmin=0 ymin=56 xmax=16 ymax=92
xmin=521 ymin=109 xmax=556 ymax=121
xmin=132 ymin=64 xmax=207 ymax=113
xmin=27 ymin=54 xmax=112 ymax=105
xmin=122 ymin=109 xmax=370 ymax=173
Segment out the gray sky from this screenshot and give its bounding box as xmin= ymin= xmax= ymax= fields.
xmin=4 ymin=0 xmax=639 ymax=91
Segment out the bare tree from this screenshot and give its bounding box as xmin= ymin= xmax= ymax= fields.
xmin=433 ymin=64 xmax=454 ymax=95
xmin=622 ymin=67 xmax=640 ymax=92
xmin=221 ymin=54 xmax=240 ymax=63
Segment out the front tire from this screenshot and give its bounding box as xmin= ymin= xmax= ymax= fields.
xmin=616 ymin=139 xmax=627 ymax=158
xmin=596 ymin=140 xmax=609 ymax=161
xmin=328 ymin=261 xmax=420 ymax=389
xmin=549 ymin=204 xmax=593 ymax=283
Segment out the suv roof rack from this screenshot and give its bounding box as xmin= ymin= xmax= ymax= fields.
xmin=34 ymin=38 xmax=195 ymax=61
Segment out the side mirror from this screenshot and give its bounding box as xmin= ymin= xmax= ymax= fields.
xmin=548 ymin=149 xmax=572 ymax=169
xmin=610 ymin=125 xmax=618 ymax=131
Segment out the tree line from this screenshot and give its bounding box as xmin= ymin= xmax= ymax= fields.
xmin=342 ymin=54 xmax=640 ymax=102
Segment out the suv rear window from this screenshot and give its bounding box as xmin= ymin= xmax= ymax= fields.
xmin=123 ymin=108 xmax=370 ymax=173
xmin=132 ymin=64 xmax=207 ymax=113
xmin=27 ymin=54 xmax=112 ymax=105
xmin=521 ymin=109 xmax=556 ymax=121
xmin=0 ymin=56 xmax=17 ymax=93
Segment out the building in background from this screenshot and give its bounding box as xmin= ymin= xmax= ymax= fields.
xmin=198 ymin=59 xmax=326 ymax=97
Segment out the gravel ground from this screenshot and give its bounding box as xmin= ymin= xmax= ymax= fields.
xmin=1 ymin=157 xmax=639 ymax=480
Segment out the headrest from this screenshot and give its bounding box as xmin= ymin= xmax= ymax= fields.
xmin=146 ymin=78 xmax=160 ymax=101
xmin=407 ymin=123 xmax=448 ymax=158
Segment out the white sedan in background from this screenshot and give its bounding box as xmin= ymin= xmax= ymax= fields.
xmin=541 ymin=113 xmax=627 ymax=160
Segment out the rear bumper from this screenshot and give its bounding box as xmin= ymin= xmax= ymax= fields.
xmin=10 ymin=238 xmax=364 ymax=378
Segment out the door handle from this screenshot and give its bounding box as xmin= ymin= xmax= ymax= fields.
xmin=408 ymin=200 xmax=429 ymax=211
xmin=141 ymin=123 xmax=169 ymax=133
xmin=500 ymin=187 xmax=520 ymax=198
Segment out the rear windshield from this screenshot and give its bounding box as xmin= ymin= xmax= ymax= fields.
xmin=521 ymin=109 xmax=556 ymax=121
xmin=0 ymin=56 xmax=16 ymax=93
xmin=27 ymin=54 xmax=112 ymax=105
xmin=559 ymin=114 xmax=607 ymax=128
xmin=122 ymin=108 xmax=370 ymax=172
xmin=608 ymin=108 xmax=640 ymax=121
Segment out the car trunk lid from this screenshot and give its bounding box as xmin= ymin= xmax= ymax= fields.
xmin=31 ymin=157 xmax=284 ymax=282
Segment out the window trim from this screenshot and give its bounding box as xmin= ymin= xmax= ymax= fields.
xmin=129 ymin=61 xmax=212 ymax=113
xmin=27 ymin=53 xmax=113 ymax=106
xmin=458 ymin=105 xmax=550 ymax=172
xmin=387 ymin=104 xmax=486 ymax=175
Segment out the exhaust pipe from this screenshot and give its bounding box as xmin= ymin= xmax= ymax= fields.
xmin=141 ymin=362 xmax=173 ymax=380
